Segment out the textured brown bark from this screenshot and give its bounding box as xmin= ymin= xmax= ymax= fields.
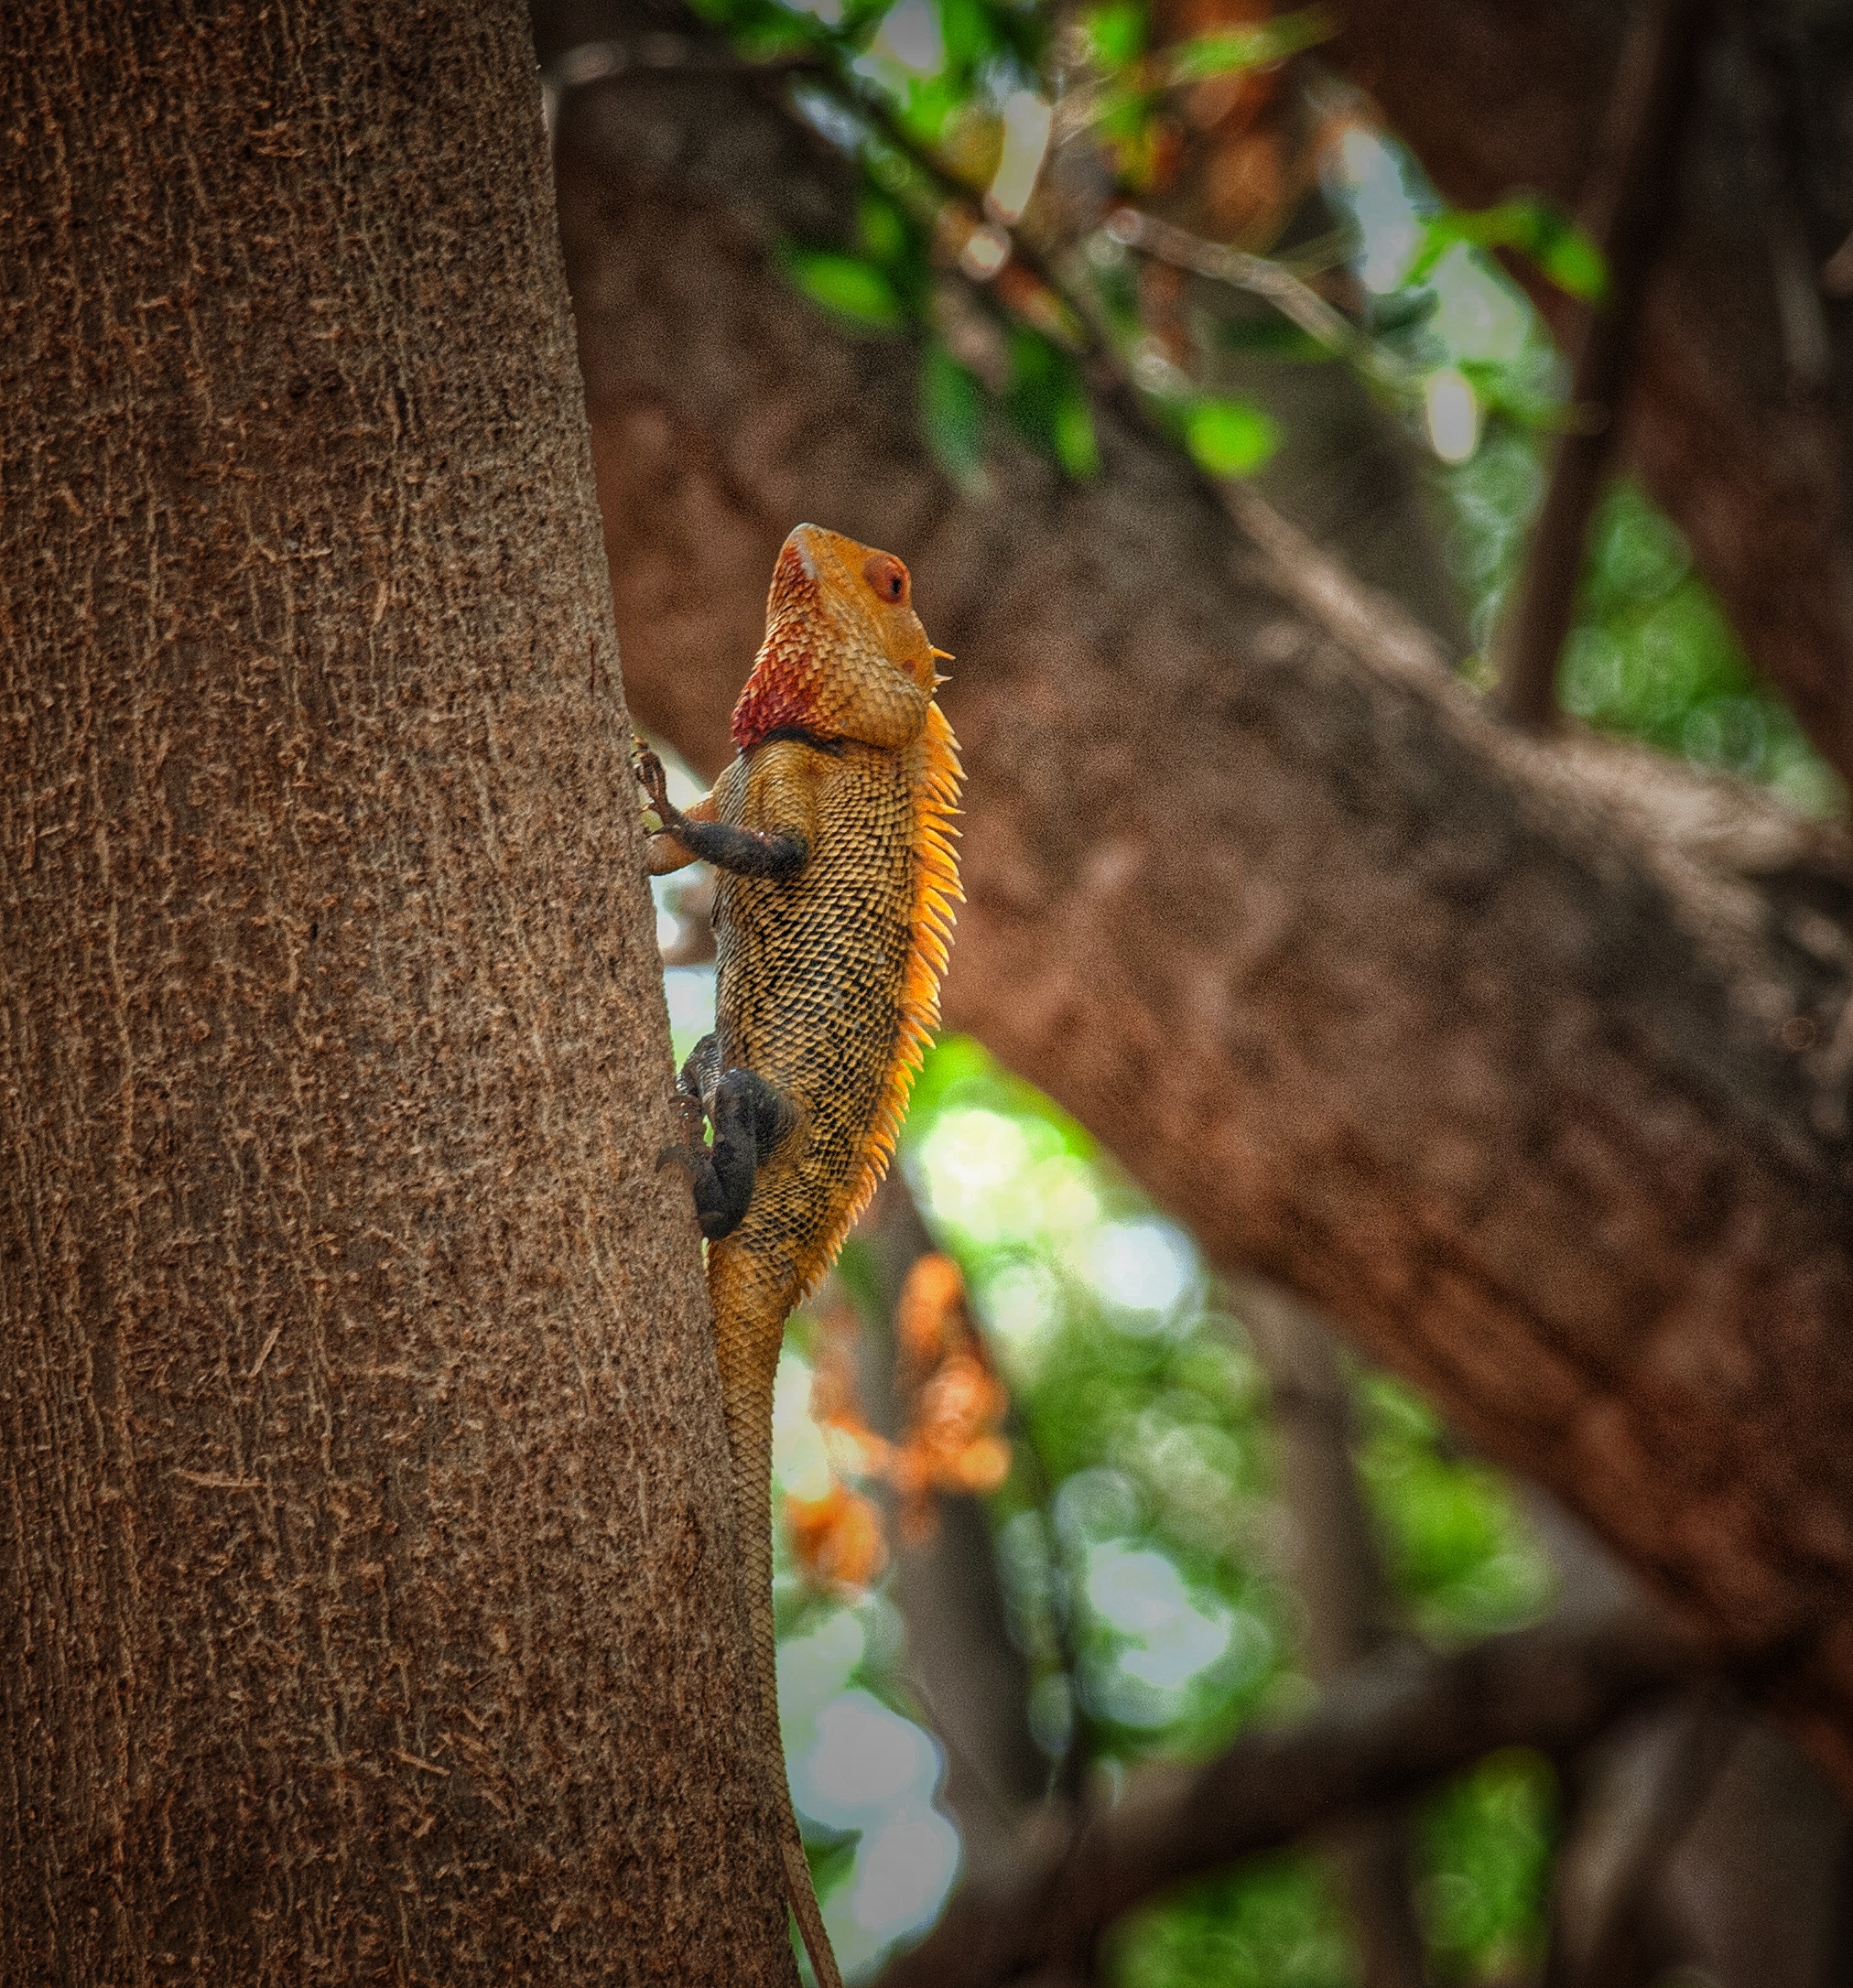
xmin=1327 ymin=0 xmax=1853 ymax=783
xmin=0 ymin=5 xmax=796 ymax=1981
xmin=543 ymin=9 xmax=1853 ymax=1785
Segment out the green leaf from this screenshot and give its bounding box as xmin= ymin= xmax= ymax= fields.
xmin=1082 ymin=0 xmax=1145 ymax=70
xmin=1004 ymin=328 xmax=1100 ymax=481
xmin=858 ymin=191 xmax=911 ymax=269
xmin=1161 ymin=5 xmax=1332 ymax=84
xmin=937 ymin=0 xmax=996 ymax=71
xmin=779 ymin=247 xmax=906 ymax=330
xmin=1054 ymin=391 xmax=1100 ymax=481
xmin=1529 ymin=220 xmax=1608 ymax=305
xmin=729 ymin=12 xmax=829 ymax=60
xmin=920 ymin=344 xmax=987 ymax=482
xmin=1407 ymin=197 xmax=1608 ymax=304
xmin=1184 ymin=397 xmax=1279 ymax=478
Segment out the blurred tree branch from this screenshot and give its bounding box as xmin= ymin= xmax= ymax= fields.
xmin=539 ymin=0 xmax=1853 ymax=1784
xmin=872 ymin=1612 xmax=1701 ymax=1988
xmin=1490 ymin=0 xmax=1713 ymax=729
xmin=1326 ymin=0 xmax=1853 ymax=783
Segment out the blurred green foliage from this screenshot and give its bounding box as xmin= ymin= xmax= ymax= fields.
xmin=1186 ymin=396 xmax=1282 ymax=479
xmin=1355 ymin=1374 xmax=1551 ymax=1645
xmin=1404 ymin=198 xmax=1607 ymax=305
xmin=771 ymin=1036 xmax=1559 ymax=1981
xmin=1112 ymin=1857 xmax=1354 ymax=1988
xmin=1332 ymin=136 xmax=1844 ymax=816
xmin=1418 ymin=1751 xmax=1559 ymax=1982
xmin=1568 ymin=487 xmax=1839 ymax=816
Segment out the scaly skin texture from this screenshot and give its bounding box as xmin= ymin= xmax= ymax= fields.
xmin=636 ymin=524 xmax=960 ymax=1988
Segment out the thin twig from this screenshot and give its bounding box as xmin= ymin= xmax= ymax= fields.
xmin=1103 ymin=206 xmax=1403 ymax=383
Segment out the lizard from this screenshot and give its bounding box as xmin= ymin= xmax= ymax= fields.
xmin=634 ymin=523 xmax=961 ymax=1988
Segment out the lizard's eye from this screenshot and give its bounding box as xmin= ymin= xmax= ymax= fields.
xmin=863 ymin=552 xmax=909 ymax=606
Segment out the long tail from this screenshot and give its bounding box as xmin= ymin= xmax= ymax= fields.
xmin=709 ymin=1242 xmax=845 ymax=1988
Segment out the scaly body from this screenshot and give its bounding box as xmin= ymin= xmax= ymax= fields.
xmin=636 ymin=525 xmax=959 ymax=1988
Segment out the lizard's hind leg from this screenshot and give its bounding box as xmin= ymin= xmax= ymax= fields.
xmin=660 ymin=1035 xmax=796 ymax=1241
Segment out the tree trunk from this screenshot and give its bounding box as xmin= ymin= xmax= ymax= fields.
xmin=543 ymin=5 xmax=1853 ymax=1787
xmin=0 ymin=5 xmax=795 ymax=1980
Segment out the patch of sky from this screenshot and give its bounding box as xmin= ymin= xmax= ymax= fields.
xmin=778 ymin=1606 xmax=868 ymax=1728
xmin=662 ymin=967 xmax=716 ymax=1061
xmin=638 ymin=736 xmax=721 ymax=1057
xmin=1086 ymin=1545 xmax=1233 ymax=1686
xmin=1424 ymin=365 xmax=1479 ymax=466
xmin=1331 ymin=125 xmax=1425 ymax=293
xmin=773 ymin=1347 xmax=834 ymax=1504
xmin=974 ymin=1258 xmax=1065 ymax=1381
xmin=790 ymin=78 xmax=871 ymax=152
xmin=840 ymin=1808 xmax=962 ymax=1967
xmin=1079 ymin=1541 xmax=1273 ymax=1729
xmin=1424 ymin=243 xmax=1531 ymax=365
xmin=796 ymin=1689 xmax=944 ymax=1830
xmin=790 ymin=1688 xmax=960 ymax=1974
xmin=1083 ymin=1217 xmax=1197 ymax=1331
xmin=858 ymin=0 xmax=945 ymax=83
xmin=771 ymin=1355 xmax=963 ymax=1971
xmin=914 ymin=1107 xmax=1101 ymax=1248
xmin=1327 ymin=126 xmax=1565 ymax=482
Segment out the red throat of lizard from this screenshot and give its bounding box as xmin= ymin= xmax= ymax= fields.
xmin=731 ymin=542 xmax=825 ymax=752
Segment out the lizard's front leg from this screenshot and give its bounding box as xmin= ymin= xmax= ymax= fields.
xmin=634 ymin=741 xmax=807 ymax=881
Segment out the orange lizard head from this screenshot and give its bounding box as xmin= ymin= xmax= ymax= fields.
xmin=731 ymin=524 xmax=946 ymax=754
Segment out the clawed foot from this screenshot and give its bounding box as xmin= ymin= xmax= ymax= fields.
xmin=656 ymin=1091 xmax=710 ymax=1184
xmin=657 ymin=1140 xmax=746 ymax=1241
xmin=632 ymin=737 xmax=677 ymax=829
